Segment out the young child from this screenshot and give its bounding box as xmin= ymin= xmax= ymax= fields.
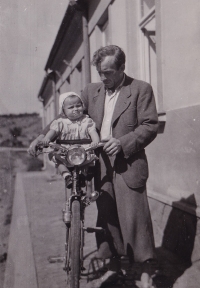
xmin=41 ymin=92 xmax=100 ymax=187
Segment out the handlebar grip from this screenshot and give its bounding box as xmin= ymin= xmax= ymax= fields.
xmin=84 ymin=142 xmax=104 ymax=152
xmin=35 ymin=145 xmax=43 ymax=152
xmin=97 ymin=142 xmax=104 ymax=148
xmin=36 ymin=142 xmax=49 ymax=151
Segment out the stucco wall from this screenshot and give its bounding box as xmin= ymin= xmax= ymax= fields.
xmin=147 ymin=0 xmax=200 ymax=212
xmin=147 ymin=105 xmax=200 ymax=209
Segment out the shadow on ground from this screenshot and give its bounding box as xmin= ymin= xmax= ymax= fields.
xmin=83 ymin=195 xmax=198 ymax=288
xmin=154 ymin=194 xmax=197 ymax=288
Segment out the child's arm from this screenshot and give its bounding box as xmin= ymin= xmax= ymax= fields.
xmin=86 ymin=118 xmax=100 ymax=148
xmin=28 ymin=116 xmax=63 ymax=156
xmin=89 ymin=130 xmax=100 ymax=148
xmin=41 ymin=129 xmax=57 ymax=146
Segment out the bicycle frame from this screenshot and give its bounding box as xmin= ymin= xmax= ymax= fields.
xmin=63 ymin=167 xmax=84 ymax=273
xmin=38 ymin=141 xmax=104 ymax=288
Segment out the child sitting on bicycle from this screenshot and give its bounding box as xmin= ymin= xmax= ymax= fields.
xmin=41 ymin=92 xmax=100 ymax=188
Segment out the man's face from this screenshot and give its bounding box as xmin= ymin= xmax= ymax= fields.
xmin=96 ymin=55 xmax=125 ymax=89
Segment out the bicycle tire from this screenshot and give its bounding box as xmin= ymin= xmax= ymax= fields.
xmin=68 ymin=200 xmax=81 ymax=288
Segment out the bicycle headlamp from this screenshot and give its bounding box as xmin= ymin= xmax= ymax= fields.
xmin=66 ymin=146 xmax=86 ymax=166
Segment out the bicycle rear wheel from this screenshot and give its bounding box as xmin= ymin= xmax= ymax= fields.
xmin=68 ymin=200 xmax=81 ymax=288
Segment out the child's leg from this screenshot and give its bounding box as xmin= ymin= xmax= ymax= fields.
xmin=57 ymin=163 xmax=70 ymax=177
xmin=57 ymin=163 xmax=72 ymax=188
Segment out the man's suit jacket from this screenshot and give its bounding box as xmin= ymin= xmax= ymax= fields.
xmin=81 ymin=74 xmax=158 ymax=188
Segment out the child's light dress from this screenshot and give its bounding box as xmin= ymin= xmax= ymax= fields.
xmin=50 ymin=114 xmax=96 ymax=144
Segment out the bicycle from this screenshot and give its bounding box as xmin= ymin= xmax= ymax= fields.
xmin=37 ymin=139 xmax=104 ymax=288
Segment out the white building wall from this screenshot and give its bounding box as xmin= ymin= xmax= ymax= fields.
xmin=161 ymin=0 xmax=200 ymax=111
xmin=109 ymin=0 xmax=128 ymax=74
xmin=89 ymin=0 xmax=132 ymax=83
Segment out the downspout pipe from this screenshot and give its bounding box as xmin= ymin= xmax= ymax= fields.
xmin=81 ymin=3 xmax=91 ymax=86
xmin=52 ymin=72 xmax=58 ymax=117
xmin=46 ymin=70 xmax=58 ymax=117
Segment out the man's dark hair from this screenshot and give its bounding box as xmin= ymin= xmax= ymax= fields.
xmin=92 ymin=45 xmax=126 ymax=70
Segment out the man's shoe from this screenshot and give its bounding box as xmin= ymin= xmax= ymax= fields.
xmin=86 ymin=270 xmax=119 ymax=288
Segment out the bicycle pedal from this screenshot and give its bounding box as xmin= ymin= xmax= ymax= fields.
xmin=81 ymin=266 xmax=86 ymax=271
xmin=48 ymin=256 xmax=65 ymax=263
xmin=63 ymin=266 xmax=71 ymax=272
xmin=83 ymin=227 xmax=105 ymax=234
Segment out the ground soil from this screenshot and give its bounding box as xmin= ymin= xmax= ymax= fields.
xmin=0 ymin=114 xmax=42 ymax=148
xmin=0 ymin=150 xmax=43 ymax=287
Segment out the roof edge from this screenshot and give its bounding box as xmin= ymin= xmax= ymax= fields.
xmin=44 ymin=1 xmax=84 ymax=71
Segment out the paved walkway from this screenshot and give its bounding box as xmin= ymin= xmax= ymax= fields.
xmin=4 ymin=171 xmax=100 ymax=288
xmin=4 ymin=170 xmax=200 ymax=288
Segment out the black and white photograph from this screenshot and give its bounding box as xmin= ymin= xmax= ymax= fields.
xmin=0 ymin=1 xmax=199 ymax=287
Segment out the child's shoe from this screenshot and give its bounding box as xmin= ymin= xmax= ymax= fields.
xmin=65 ymin=175 xmax=72 ymax=188
xmin=62 ymin=172 xmax=72 ymax=188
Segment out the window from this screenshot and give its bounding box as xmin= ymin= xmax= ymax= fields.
xmin=139 ymin=0 xmax=166 ymax=128
xmin=76 ymin=61 xmax=82 ymax=73
xmin=139 ymin=2 xmax=158 ymax=107
xmin=98 ymin=9 xmax=110 ymax=46
xmin=66 ymin=76 xmax=70 ymax=84
xmin=141 ymin=0 xmax=155 ymax=17
xmin=101 ymin=20 xmax=110 ymax=46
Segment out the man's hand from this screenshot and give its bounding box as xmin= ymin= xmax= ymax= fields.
xmin=27 ymin=135 xmax=44 ymax=157
xmin=103 ymin=137 xmax=122 ymax=156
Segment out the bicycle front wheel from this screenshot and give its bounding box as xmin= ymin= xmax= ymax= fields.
xmin=69 ymin=200 xmax=81 ymax=288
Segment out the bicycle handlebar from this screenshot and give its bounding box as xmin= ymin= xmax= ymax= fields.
xmin=85 ymin=142 xmax=104 ymax=152
xmin=37 ymin=141 xmax=105 ymax=153
xmin=56 ymin=139 xmax=92 ymax=145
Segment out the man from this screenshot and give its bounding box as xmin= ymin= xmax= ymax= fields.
xmin=28 ymin=45 xmax=158 ymax=288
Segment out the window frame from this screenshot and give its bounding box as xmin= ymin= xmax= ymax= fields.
xmin=139 ymin=2 xmax=165 ymax=117
xmin=139 ymin=7 xmax=157 ymax=97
